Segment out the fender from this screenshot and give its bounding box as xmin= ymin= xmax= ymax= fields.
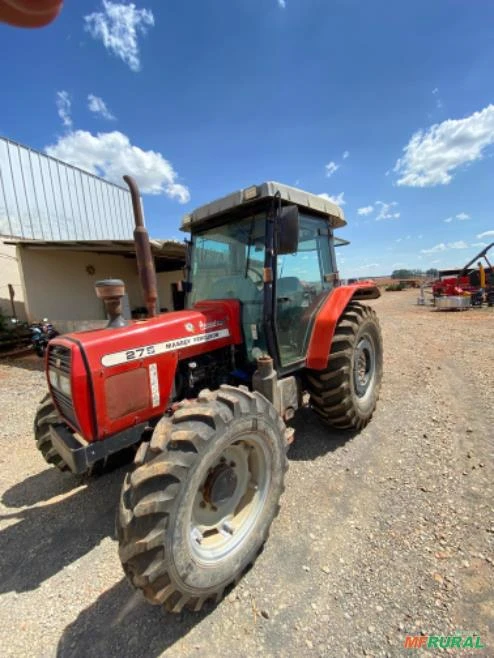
xmin=306 ymin=282 xmax=380 ymax=370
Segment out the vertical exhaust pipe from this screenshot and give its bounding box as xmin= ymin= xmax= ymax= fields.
xmin=123 ymin=175 xmax=158 ymax=318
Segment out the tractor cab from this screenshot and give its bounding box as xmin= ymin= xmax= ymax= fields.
xmin=182 ymin=182 xmax=346 ymax=370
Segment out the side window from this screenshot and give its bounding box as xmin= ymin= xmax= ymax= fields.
xmin=276 ymin=216 xmax=334 ymax=366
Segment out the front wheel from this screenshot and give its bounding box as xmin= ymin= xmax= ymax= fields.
xmin=116 ymin=385 xmax=288 ymax=612
xmin=34 ymin=394 xmax=71 ymax=471
xmin=306 ymin=301 xmax=383 ymax=430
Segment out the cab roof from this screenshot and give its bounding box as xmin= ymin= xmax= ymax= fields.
xmin=181 ymin=181 xmax=347 ymax=232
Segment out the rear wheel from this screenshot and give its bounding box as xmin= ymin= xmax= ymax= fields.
xmin=306 ymin=301 xmax=383 ymax=430
xmin=117 ymin=385 xmax=288 ymax=612
xmin=34 ymin=394 xmax=70 ymax=471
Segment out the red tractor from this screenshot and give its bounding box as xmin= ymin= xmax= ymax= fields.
xmin=34 ymin=179 xmax=383 ymax=612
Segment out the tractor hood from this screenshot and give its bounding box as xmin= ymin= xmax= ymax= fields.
xmin=47 ymin=300 xmax=242 ymax=442
xmin=65 ymin=300 xmax=242 ymax=366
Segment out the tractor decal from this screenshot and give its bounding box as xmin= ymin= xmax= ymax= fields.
xmin=101 ymin=328 xmax=231 ymax=367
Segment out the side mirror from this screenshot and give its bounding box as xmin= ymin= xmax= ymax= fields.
xmin=278 ymin=205 xmax=299 ymax=255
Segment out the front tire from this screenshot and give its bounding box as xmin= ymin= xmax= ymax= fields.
xmin=117 ymin=385 xmax=288 ymax=612
xmin=34 ymin=394 xmax=70 ymax=471
xmin=306 ymin=302 xmax=383 ymax=430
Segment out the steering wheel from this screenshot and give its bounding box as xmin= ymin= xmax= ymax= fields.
xmin=247 ymin=267 xmax=264 ymax=289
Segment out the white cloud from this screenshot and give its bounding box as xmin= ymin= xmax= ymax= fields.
xmin=45 ymin=129 xmax=190 ymax=203
xmin=432 ymin=88 xmax=443 ymax=110
xmin=421 ymin=240 xmax=470 ymax=254
xmin=477 ymin=230 xmax=494 ymax=239
xmin=444 ymin=213 xmax=470 ymax=223
xmin=56 ymin=90 xmax=72 ymax=128
xmin=395 ymin=238 xmax=402 ymax=243
xmin=421 ymin=243 xmax=447 ymax=254
xmin=471 ymin=242 xmax=487 ymax=248
xmin=325 ymin=161 xmax=340 ymax=178
xmin=84 ymin=1 xmax=155 ymax=72
xmin=375 ymin=200 xmax=400 ymax=221
xmin=88 ymin=94 xmax=116 ymax=120
xmin=318 ymin=192 xmax=345 ymax=206
xmin=342 ymin=150 xmax=349 ymax=159
xmin=357 ymin=205 xmax=373 ymax=216
xmin=277 ymin=0 xmax=286 ymax=7
xmin=394 ymin=104 xmax=494 ymax=187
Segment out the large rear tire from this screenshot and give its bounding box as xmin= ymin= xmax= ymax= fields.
xmin=34 ymin=394 xmax=70 ymax=471
xmin=306 ymin=302 xmax=383 ymax=430
xmin=116 ymin=385 xmax=288 ymax=612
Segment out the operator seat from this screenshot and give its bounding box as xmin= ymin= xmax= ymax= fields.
xmin=277 ymin=276 xmax=304 ymax=307
xmin=214 ymin=275 xmax=260 ymax=305
xmin=213 ymin=275 xmax=262 ymax=357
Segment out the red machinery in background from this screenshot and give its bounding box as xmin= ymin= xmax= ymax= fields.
xmin=432 ymin=243 xmax=494 ymax=308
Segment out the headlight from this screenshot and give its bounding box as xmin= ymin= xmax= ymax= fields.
xmin=48 ymin=368 xmax=72 ymax=398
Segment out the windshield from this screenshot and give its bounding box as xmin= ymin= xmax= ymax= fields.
xmin=189 ymin=213 xmax=266 ymax=306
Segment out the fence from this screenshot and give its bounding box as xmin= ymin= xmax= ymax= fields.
xmin=0 ymin=136 xmax=134 ymax=241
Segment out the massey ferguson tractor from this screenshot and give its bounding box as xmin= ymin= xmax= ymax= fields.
xmin=34 ymin=178 xmax=383 ymax=612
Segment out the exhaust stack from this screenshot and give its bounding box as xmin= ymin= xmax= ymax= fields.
xmin=123 ymin=175 xmax=158 ymax=318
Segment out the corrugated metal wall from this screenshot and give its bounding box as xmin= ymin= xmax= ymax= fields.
xmin=0 ymin=136 xmax=135 ymax=240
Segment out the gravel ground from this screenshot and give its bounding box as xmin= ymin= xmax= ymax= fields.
xmin=0 ymin=289 xmax=492 ymax=658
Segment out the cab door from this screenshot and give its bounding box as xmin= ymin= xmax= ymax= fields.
xmin=275 ymin=215 xmax=335 ymax=367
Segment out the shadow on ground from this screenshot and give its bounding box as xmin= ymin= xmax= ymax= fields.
xmin=287 ymin=406 xmax=357 ymax=461
xmin=57 ymin=579 xmax=216 ymax=658
xmin=2 ymin=468 xmax=86 ymax=507
xmin=0 ymin=465 xmax=128 ymax=595
xmin=0 ymin=407 xmax=360 ymax=656
xmin=0 ymin=353 xmax=45 ymax=372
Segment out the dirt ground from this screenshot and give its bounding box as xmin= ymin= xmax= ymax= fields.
xmin=0 ymin=289 xmax=492 ymax=658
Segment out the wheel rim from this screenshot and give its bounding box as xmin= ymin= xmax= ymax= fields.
xmin=353 ymin=335 xmax=375 ymax=398
xmin=188 ymin=434 xmax=270 ymax=563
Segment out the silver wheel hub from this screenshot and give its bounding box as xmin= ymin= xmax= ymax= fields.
xmin=189 ymin=436 xmax=269 ymax=563
xmin=353 ymin=336 xmax=375 ymax=397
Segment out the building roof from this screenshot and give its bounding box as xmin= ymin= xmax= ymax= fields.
xmin=1 ymin=135 xmax=134 ymax=242
xmin=182 ymin=181 xmax=347 ymax=231
xmin=4 ymin=238 xmax=186 ymax=270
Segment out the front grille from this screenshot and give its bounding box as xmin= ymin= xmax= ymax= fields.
xmin=48 ymin=344 xmax=80 ymax=431
xmin=48 ymin=344 xmax=71 ymax=374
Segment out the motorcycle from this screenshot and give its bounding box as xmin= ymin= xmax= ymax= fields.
xmin=30 ymin=319 xmax=59 ymax=357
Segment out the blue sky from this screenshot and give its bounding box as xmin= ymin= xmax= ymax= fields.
xmin=1 ymin=0 xmax=494 ymax=277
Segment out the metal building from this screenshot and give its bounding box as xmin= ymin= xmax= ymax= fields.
xmin=0 ymin=136 xmax=184 ymax=330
